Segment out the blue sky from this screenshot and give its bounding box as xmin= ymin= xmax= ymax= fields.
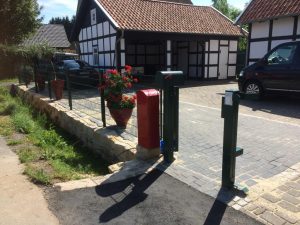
xmin=39 ymin=0 xmax=248 ymax=23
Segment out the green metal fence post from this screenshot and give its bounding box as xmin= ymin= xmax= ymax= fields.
xmin=156 ymin=71 xmax=184 ymax=163
xmin=221 ymin=90 xmax=244 ymax=189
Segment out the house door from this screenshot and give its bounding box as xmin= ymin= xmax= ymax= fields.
xmin=177 ymin=47 xmax=189 ymax=77
xmin=219 ymin=46 xmax=229 ymax=79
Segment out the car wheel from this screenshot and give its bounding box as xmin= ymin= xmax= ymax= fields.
xmin=244 ymin=81 xmax=263 ymax=98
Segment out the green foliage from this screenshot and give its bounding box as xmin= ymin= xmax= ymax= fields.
xmin=0 ymin=0 xmax=42 ymax=45
xmin=24 ymin=166 xmax=51 ymax=185
xmin=49 ymin=16 xmax=76 ymax=41
xmin=18 ymin=148 xmax=40 ymax=163
xmin=0 ymin=84 xmax=109 ymax=184
xmin=212 ymin=0 xmax=242 ymax=21
xmin=7 ymin=139 xmax=23 ymax=146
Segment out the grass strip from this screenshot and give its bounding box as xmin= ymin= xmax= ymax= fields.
xmin=0 ymin=84 xmax=109 ymax=185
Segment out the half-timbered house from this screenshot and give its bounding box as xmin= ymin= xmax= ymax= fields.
xmin=235 ymin=0 xmax=300 ymax=66
xmin=71 ymin=0 xmax=244 ymax=80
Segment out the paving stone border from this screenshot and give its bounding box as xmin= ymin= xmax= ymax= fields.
xmin=14 ymin=85 xmax=136 ymax=164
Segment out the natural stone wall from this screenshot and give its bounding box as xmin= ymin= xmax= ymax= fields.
xmin=14 ymin=85 xmax=136 ymax=164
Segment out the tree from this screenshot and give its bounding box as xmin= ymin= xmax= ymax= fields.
xmin=0 ymin=0 xmax=42 ymax=45
xmin=212 ymin=0 xmax=242 ymax=21
xmin=49 ymin=16 xmax=76 ymax=41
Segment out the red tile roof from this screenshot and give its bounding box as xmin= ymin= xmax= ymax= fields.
xmin=98 ymin=0 xmax=243 ymax=36
xmin=236 ymin=0 xmax=300 ymax=24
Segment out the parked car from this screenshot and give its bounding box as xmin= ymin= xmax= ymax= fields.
xmin=55 ymin=60 xmax=99 ymax=87
xmin=238 ymin=41 xmax=300 ymax=97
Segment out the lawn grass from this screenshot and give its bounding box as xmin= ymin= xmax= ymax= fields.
xmin=0 ymin=84 xmax=109 ymax=185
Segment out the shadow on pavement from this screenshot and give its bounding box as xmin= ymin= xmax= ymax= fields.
xmin=240 ymin=93 xmax=300 ymax=120
xmin=96 ymin=164 xmax=167 ymax=223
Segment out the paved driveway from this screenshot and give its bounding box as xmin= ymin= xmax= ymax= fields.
xmin=178 ymin=80 xmax=300 ymax=188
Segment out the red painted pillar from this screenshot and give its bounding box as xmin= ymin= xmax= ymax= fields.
xmin=136 ymin=89 xmax=160 ymax=159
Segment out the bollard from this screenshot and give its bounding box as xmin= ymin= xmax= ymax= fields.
xmin=221 ymin=90 xmax=244 ymax=189
xmin=136 ymin=89 xmax=160 ymax=160
xmin=156 ymin=71 xmax=184 ymax=163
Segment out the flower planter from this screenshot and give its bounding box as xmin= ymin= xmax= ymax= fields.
xmin=108 ymin=107 xmax=133 ymax=128
xmin=51 ymin=79 xmax=65 ymax=100
xmin=36 ymin=75 xmax=46 ymax=92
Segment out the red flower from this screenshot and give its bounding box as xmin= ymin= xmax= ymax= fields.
xmin=133 ymin=78 xmax=138 ymax=83
xmin=125 ymin=65 xmax=132 ymax=72
xmin=133 ymin=94 xmax=137 ymax=100
xmin=103 ymin=74 xmax=108 ymax=80
xmin=112 ymin=70 xmax=118 ymax=75
xmin=126 ymin=83 xmax=132 ymax=88
xmin=122 ymin=76 xmax=128 ymax=82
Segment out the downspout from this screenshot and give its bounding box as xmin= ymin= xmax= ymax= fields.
xmin=115 ymin=29 xmax=124 ymax=70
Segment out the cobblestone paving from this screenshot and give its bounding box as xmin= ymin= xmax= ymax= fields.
xmin=28 ymin=81 xmax=300 ymax=225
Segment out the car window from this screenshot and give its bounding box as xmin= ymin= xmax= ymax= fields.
xmin=65 ymin=62 xmax=80 ymax=69
xmin=267 ymin=44 xmax=297 ymax=65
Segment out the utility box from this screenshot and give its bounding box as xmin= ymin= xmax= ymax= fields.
xmin=155 ymin=71 xmax=184 ymax=88
xmin=137 ymin=89 xmax=160 ymax=149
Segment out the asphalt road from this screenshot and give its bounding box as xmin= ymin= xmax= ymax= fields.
xmin=45 ymin=169 xmax=262 ymax=225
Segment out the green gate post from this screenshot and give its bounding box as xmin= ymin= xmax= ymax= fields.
xmin=65 ymin=70 xmax=72 ymax=110
xmin=156 ymin=71 xmax=184 ymax=163
xmin=221 ymin=90 xmax=244 ymax=189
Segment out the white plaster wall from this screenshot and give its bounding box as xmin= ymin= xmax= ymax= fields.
xmin=271 ymin=39 xmax=293 ymax=49
xmin=167 ymin=40 xmax=171 ymax=51
xmin=82 ymin=28 xmax=87 ymax=40
xmin=84 ymin=42 xmax=88 ymax=54
xmin=99 ymin=54 xmax=105 ymax=66
xmin=87 ymin=27 xmax=92 ymax=39
xmin=209 ymin=67 xmax=218 ymax=78
xmin=228 ymin=53 xmax=237 ymax=64
xmin=110 ymin=25 xmax=116 ymax=34
xmin=120 ymin=39 xmax=125 ymax=50
xmin=84 ymin=55 xmax=88 ymax=63
xmin=205 ymin=67 xmax=208 ymax=78
xmin=228 ymin=66 xmax=236 ymax=77
xmin=92 ymin=40 xmax=97 ymax=45
xmin=205 ymin=42 xmax=209 ymax=51
xmin=121 ymin=53 xmax=125 ymax=67
xmin=210 ymin=40 xmax=219 ymax=51
xmin=98 ymin=39 xmax=104 ymax=52
xmin=167 ymin=53 xmax=171 ymax=66
xmin=104 ymin=38 xmax=110 ymax=51
xmin=272 ymin=17 xmax=294 ymax=37
xmin=110 ymin=36 xmax=116 ymax=51
xmin=229 ymin=41 xmax=238 ymax=52
xmin=220 ymin=40 xmax=228 ymax=45
xmin=249 ymin=41 xmax=268 ymax=59
xmin=97 ymin=23 xmax=103 ymax=37
xmin=209 ymin=53 xmax=218 ymax=65
xmin=205 ymin=53 xmax=208 ymax=65
xmin=103 ymin=22 xmax=110 ymax=36
xmin=92 ymin=25 xmax=97 ymax=38
xmin=298 ymin=17 xmax=300 ymax=35
xmin=251 ymin=21 xmax=269 ymax=39
xmin=88 ymin=55 xmax=93 ymax=66
xmin=88 ymin=41 xmax=93 ymax=53
xmin=105 ymin=54 xmax=110 ymax=66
